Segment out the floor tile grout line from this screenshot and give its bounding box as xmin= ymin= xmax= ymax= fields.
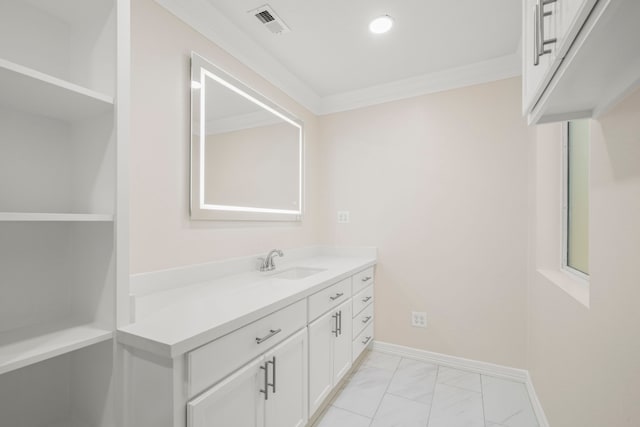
xmin=424 ymin=364 xmax=441 ymax=427
xmin=385 ymin=390 xmax=434 ymax=406
xmin=435 ymin=381 xmax=483 ymax=394
xmin=312 ymin=357 xmax=372 ymax=427
xmin=325 ymin=405 xmax=374 ymax=424
xmin=482 ymin=374 xmax=542 ymax=427
xmin=367 ymin=354 xmax=403 ymax=425
xmin=480 ymin=374 xmax=488 ymax=427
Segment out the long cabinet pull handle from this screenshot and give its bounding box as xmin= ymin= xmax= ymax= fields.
xmin=362 ymin=315 xmax=372 ymax=324
xmin=533 ymin=4 xmax=540 ymax=66
xmin=362 ymin=336 xmax=372 ymax=345
xmin=362 ymin=296 xmax=372 ymax=303
xmin=329 ymin=292 xmax=344 ymax=301
xmin=267 ymin=356 xmax=276 ymax=394
xmin=361 ymin=276 xmax=372 ymax=282
xmin=260 ymin=362 xmax=269 ymax=400
xmin=256 ymin=328 xmax=282 ymax=344
xmin=338 ymin=310 xmax=342 ymax=335
xmin=332 ymin=313 xmax=339 ymax=337
xmin=535 ymin=0 xmax=557 ymax=65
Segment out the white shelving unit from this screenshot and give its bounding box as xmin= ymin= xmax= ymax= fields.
xmin=0 ymin=0 xmax=128 ymax=426
xmin=0 ymin=59 xmax=114 ymax=121
xmin=0 ymin=321 xmax=113 ymax=375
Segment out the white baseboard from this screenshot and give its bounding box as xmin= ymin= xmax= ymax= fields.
xmin=524 ymin=371 xmax=551 ymax=427
xmin=372 ymin=341 xmax=550 ymax=427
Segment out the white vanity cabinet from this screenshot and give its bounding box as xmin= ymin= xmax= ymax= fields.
xmin=351 ymin=266 xmax=375 ymax=362
xmin=121 ymin=254 xmax=376 ymax=427
xmin=308 ymin=299 xmax=353 ymax=415
xmin=522 ymin=0 xmax=640 ymax=124
xmin=188 ymin=328 xmax=308 ymax=427
xmin=187 ymin=299 xmax=307 ymax=397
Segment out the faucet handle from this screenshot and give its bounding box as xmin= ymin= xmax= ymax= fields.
xmin=258 ymin=257 xmax=268 ymax=272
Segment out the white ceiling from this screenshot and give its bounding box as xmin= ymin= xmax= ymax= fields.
xmin=157 ymin=0 xmax=523 ymax=114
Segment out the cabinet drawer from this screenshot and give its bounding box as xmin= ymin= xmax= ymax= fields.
xmin=308 ymin=278 xmax=351 ymax=322
xmin=352 ymin=303 xmax=373 ymax=338
xmin=187 ymin=299 xmax=307 ymax=397
xmin=352 ymin=323 xmax=374 ymax=362
xmin=352 ymin=267 xmax=374 ymax=294
xmin=352 ymin=284 xmax=373 ymax=316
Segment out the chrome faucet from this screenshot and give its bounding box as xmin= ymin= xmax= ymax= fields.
xmin=259 ymin=249 xmax=284 ymax=272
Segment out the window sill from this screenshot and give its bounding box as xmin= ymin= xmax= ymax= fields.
xmin=537 ymin=268 xmax=590 ymax=308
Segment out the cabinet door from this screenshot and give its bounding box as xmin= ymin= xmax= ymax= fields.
xmin=308 ymin=311 xmax=334 ymax=417
xmin=522 ymin=0 xmax=560 ymax=112
xmin=332 ymin=299 xmax=352 ymax=384
xmin=264 ymin=329 xmax=308 ymax=427
xmin=557 ymin=0 xmax=597 ymax=52
xmin=187 ymin=357 xmax=265 ymax=427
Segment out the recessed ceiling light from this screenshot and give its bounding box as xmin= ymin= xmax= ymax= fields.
xmin=369 ymin=15 xmax=393 ymax=34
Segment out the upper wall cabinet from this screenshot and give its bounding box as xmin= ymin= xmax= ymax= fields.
xmin=522 ymin=0 xmax=640 ymax=124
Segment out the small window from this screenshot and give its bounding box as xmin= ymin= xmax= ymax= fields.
xmin=563 ymin=120 xmax=590 ymax=276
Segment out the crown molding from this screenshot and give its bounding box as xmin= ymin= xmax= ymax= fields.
xmin=318 ymin=53 xmax=522 ymax=115
xmin=154 ymin=0 xmax=522 ymax=117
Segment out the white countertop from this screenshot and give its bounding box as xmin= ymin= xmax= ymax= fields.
xmin=118 ymin=251 xmax=376 ymax=358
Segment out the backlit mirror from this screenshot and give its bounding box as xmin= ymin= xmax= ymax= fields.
xmin=190 ymin=53 xmax=303 ymax=221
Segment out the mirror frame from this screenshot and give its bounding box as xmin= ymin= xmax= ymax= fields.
xmin=190 ymin=53 xmax=304 ymax=221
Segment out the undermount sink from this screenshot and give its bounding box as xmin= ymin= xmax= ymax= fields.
xmin=270 ymin=267 xmax=326 ymax=280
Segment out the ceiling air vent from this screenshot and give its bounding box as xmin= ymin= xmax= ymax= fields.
xmin=249 ymin=4 xmax=291 ymax=34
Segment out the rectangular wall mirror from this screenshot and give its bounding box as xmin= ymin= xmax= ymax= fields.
xmin=190 ymin=53 xmax=304 ymax=221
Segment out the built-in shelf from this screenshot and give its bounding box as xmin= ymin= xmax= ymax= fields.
xmin=0 ymin=212 xmax=114 ymax=222
xmin=0 ymin=321 xmax=113 ymax=375
xmin=0 ymin=58 xmax=114 ymax=122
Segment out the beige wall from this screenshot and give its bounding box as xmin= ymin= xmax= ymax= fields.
xmin=131 ymin=2 xmax=532 ymax=369
xmin=528 ymin=89 xmax=640 ymax=426
xmin=319 ymin=78 xmax=532 ymax=368
xmin=130 ymin=0 xmax=321 ymax=273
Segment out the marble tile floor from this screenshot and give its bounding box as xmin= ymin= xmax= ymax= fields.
xmin=313 ymin=350 xmax=539 ymax=427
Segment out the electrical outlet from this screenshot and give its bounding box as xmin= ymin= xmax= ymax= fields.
xmin=337 ymin=211 xmax=350 ymax=223
xmin=411 ymin=311 xmax=427 ymax=328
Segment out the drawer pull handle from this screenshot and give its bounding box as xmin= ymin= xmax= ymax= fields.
xmin=260 ymin=361 xmax=269 ymax=400
xmin=329 ymin=292 xmax=344 ymax=301
xmin=256 ymin=328 xmax=282 ymax=344
xmin=362 ymin=315 xmax=372 ymax=324
xmin=362 ymin=336 xmax=372 ymax=345
xmin=361 ymin=276 xmax=372 ymax=282
xmin=362 ymin=296 xmax=372 ymax=303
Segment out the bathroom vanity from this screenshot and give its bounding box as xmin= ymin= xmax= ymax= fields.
xmin=118 ymin=247 xmax=376 ymax=427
